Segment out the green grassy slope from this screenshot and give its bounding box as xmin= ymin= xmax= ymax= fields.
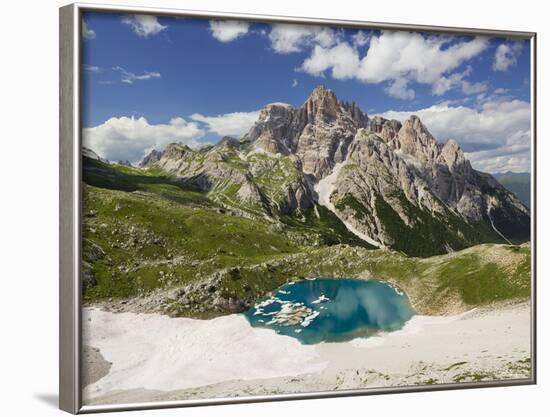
xmin=82 ymin=158 xmax=531 ymax=318
xmin=82 ymin=158 xmax=373 ymax=303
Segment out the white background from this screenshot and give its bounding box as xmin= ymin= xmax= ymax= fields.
xmin=0 ymin=0 xmax=547 ymax=415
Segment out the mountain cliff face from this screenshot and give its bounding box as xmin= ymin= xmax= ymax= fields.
xmin=137 ymin=85 xmax=530 ymax=256
xmin=245 ymin=86 xmax=368 ymax=178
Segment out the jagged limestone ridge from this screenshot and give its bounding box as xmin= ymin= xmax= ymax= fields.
xmin=135 ymin=85 xmax=530 ymax=256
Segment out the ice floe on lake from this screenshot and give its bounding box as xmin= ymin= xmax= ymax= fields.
xmin=311 ymin=294 xmax=330 ymax=304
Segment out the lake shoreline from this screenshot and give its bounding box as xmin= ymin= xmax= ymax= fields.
xmin=245 ymin=278 xmax=415 ymax=344
xmin=83 ymin=299 xmax=531 ymax=406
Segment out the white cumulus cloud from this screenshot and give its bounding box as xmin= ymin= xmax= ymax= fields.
xmin=461 ymin=80 xmax=488 ymax=95
xmin=190 ymin=111 xmax=260 ymax=137
xmin=209 ymin=20 xmax=249 ymax=42
xmin=83 ymin=117 xmax=205 ymax=163
xmin=298 ymin=30 xmax=488 ymax=100
xmin=385 ymin=78 xmax=415 ymax=99
xmin=493 ymin=42 xmax=523 ymax=71
xmin=82 ymin=20 xmax=96 ymax=40
xmin=351 ymin=30 xmax=370 ymax=47
xmin=374 ymin=99 xmax=531 ymax=173
xmin=301 ymin=42 xmax=360 ymax=79
xmin=357 ymin=32 xmax=488 ymax=84
xmin=268 ymin=24 xmax=338 ymax=54
xmin=465 ymin=129 xmax=531 ymax=173
xmin=432 ymin=66 xmax=488 ymax=96
xmin=121 ymin=15 xmax=167 ymax=38
xmin=84 ymin=109 xmax=262 ymax=163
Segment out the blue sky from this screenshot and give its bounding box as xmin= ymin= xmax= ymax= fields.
xmin=82 ymin=12 xmax=532 ymax=173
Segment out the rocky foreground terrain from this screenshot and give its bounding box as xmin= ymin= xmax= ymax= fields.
xmin=83 ymin=299 xmax=532 ymax=404
xmin=82 ymin=86 xmax=531 ymax=317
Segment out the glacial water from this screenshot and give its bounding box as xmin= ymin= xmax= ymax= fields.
xmin=244 ymin=278 xmax=415 ymax=344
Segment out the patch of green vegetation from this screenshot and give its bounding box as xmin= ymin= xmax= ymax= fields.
xmin=358 ymin=251 xmax=421 ymax=283
xmin=248 ymin=153 xmax=303 ymax=206
xmin=506 ymin=245 xmax=524 ymax=253
xmin=142 ymin=166 xmax=169 ymax=176
xmin=453 ymin=371 xmax=498 ymax=383
xmin=219 ymin=151 xmax=248 ymax=170
xmin=444 ymin=361 xmax=468 ymax=371
xmin=280 ymin=205 xmax=375 ymax=249
xmin=84 ymin=157 xmax=179 ymax=192
xmin=421 ymin=378 xmax=439 ymax=385
xmin=335 ymin=193 xmax=373 ymax=224
xmin=435 ymin=253 xmax=530 ymax=305
xmin=506 ymin=357 xmax=531 ymax=374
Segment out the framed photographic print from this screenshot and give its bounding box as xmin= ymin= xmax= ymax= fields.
xmin=59 ymin=2 xmax=537 ymax=414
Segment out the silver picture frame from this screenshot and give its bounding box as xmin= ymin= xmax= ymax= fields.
xmin=59 ymin=2 xmax=537 ymax=414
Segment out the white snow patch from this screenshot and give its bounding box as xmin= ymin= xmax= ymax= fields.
xmin=311 ymin=294 xmax=330 ymax=304
xmin=83 ymin=308 xmax=327 ymax=400
xmin=301 ymin=311 xmax=320 ymax=328
xmin=315 ymin=162 xmax=346 ymax=209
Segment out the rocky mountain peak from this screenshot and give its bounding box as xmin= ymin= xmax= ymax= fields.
xmin=402 ymin=115 xmax=436 ymax=144
xmin=256 ymin=102 xmax=295 ymax=125
xmin=441 ymin=138 xmax=462 ymax=158
xmin=303 ymin=85 xmax=340 ymax=122
xmin=164 ymin=143 xmax=193 ymax=159
xmin=82 ymin=146 xmax=109 ymax=164
xmin=216 ymin=136 xmax=241 ymax=148
xmin=341 ymin=100 xmax=369 ymax=128
xmin=307 ymin=85 xmax=335 ymax=101
xmin=248 ymin=103 xmax=298 ymax=155
xmin=138 ymin=149 xmax=164 ymax=168
xmin=367 ymin=116 xmax=402 ymax=143
xmin=440 ymin=138 xmax=468 ymax=172
xmin=396 ymin=115 xmax=439 ymax=162
xmin=244 ymin=85 xmax=371 ymax=178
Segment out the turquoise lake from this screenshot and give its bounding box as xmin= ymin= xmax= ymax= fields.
xmin=244 ymin=278 xmax=415 ymax=344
